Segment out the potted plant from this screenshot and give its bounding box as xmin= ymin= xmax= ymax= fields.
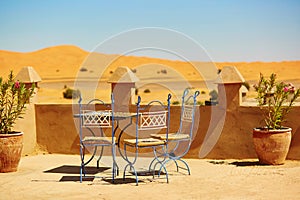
xmin=253 ymin=73 xmax=300 ymax=165
xmin=0 ymin=71 xmax=35 ymax=172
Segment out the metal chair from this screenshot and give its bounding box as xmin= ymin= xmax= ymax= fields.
xmin=151 ymin=88 xmax=199 ymax=175
xmin=122 ymin=94 xmax=171 ymax=185
xmin=78 ymin=93 xmax=118 ymax=183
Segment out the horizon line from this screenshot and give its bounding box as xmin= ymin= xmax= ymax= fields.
xmin=1 ymin=44 xmax=299 ymax=63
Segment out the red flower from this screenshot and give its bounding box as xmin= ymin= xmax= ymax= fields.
xmin=14 ymin=81 xmax=20 ymax=89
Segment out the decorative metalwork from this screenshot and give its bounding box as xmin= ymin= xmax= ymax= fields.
xmin=140 ymin=111 xmax=167 ymax=130
xmin=82 ymin=110 xmax=112 ymax=127
xmin=182 ymin=105 xmax=193 ymax=122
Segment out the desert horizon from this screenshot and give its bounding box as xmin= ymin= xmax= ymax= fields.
xmin=1 ymin=44 xmax=300 ymax=103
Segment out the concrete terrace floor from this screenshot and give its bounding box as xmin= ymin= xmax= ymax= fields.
xmin=0 ymin=154 xmax=300 ymax=200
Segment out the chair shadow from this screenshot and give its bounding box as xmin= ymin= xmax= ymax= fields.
xmin=43 ymin=165 xmax=162 ymax=184
xmin=44 ymin=165 xmax=112 ymax=182
xmin=59 ymin=176 xmax=95 ymax=182
xmin=44 ymin=165 xmax=110 ymax=174
xmin=101 ymin=170 xmax=165 ymax=184
xmin=102 ymin=177 xmax=143 ymax=184
xmin=134 ymin=170 xmax=166 ymax=176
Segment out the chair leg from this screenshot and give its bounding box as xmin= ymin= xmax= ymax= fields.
xmin=80 ymin=163 xmax=83 ymax=183
xmin=148 ymin=157 xmax=158 ymax=171
xmin=112 ymin=164 xmax=115 ymax=183
xmin=80 ymin=144 xmax=85 ymax=183
xmin=156 ymin=162 xmax=169 ymax=183
xmin=123 ymin=163 xmax=139 ymax=185
xmin=111 ymin=145 xmax=119 ymax=183
xmin=123 ymin=145 xmax=139 ymax=185
xmin=174 ymin=159 xmax=179 ymax=172
xmin=165 ymin=156 xmax=191 ymax=175
xmin=148 ymin=153 xmax=167 ymax=173
xmin=177 ymin=158 xmax=191 ymax=175
xmin=132 ymin=166 xmax=138 ymax=186
xmin=152 ymin=147 xmax=169 ymax=183
xmin=96 ymin=146 xmax=104 ymax=169
xmin=123 ymin=164 xmax=129 ymax=181
xmin=115 ymin=163 xmax=119 ymax=176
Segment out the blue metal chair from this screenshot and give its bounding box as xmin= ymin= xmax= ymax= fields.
xmin=78 ymin=93 xmax=118 ymax=183
xmin=151 ymin=88 xmax=199 ymax=175
xmin=122 ymin=94 xmax=171 ymax=185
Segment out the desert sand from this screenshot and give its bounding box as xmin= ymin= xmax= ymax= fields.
xmin=1 ymin=45 xmax=300 ymax=104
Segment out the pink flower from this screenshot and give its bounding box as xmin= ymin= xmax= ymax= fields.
xmin=14 ymin=81 xmax=20 ymax=89
xmin=283 ymin=86 xmax=289 ymax=93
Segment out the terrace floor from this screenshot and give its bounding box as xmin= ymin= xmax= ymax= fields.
xmin=1 ymin=154 xmax=300 ymax=200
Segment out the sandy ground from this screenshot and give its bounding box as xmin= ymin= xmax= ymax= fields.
xmin=0 ymin=154 xmax=300 ymax=200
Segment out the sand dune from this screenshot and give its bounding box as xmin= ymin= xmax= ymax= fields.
xmin=1 ymin=45 xmax=299 ymax=103
xmin=0 ymin=45 xmax=89 ymax=79
xmin=1 ymin=45 xmax=299 ymax=81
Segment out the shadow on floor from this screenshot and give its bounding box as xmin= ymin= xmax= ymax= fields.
xmin=208 ymin=160 xmax=227 ymax=165
xmin=44 ymin=165 xmax=110 ymax=174
xmin=102 ymin=177 xmax=144 ymax=184
xmin=208 ymin=160 xmax=265 ymax=167
xmin=229 ymin=161 xmax=262 ymax=167
xmin=59 ymin=176 xmax=95 ymax=182
xmin=43 ymin=165 xmax=164 ymax=184
xmin=134 ymin=170 xmax=166 ymax=176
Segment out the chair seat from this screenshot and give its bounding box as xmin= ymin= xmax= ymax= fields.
xmin=124 ymin=138 xmax=166 ymax=147
xmin=82 ymin=136 xmax=116 ymax=143
xmin=151 ymin=133 xmax=190 ymax=140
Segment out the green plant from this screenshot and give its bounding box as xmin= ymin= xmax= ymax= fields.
xmin=63 ymin=88 xmax=81 ymax=99
xmin=0 ymin=71 xmax=35 ymax=134
xmin=172 ymin=100 xmax=180 ymax=105
xmin=197 ymin=101 xmax=204 ymax=106
xmin=253 ymin=73 xmax=300 ymax=129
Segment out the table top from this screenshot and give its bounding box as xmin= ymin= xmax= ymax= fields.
xmin=73 ymin=111 xmax=137 ymax=120
xmin=114 ymin=112 xmax=137 ymax=119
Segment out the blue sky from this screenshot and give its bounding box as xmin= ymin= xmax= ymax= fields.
xmin=0 ymin=0 xmax=299 ymax=62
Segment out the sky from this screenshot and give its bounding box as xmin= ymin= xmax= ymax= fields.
xmin=0 ymin=0 xmax=299 ymax=62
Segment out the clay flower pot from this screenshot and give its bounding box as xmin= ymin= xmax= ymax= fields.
xmin=252 ymin=127 xmax=292 ymax=165
xmin=0 ymin=132 xmax=23 ymax=172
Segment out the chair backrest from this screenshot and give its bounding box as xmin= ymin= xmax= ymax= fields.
xmin=179 ymin=88 xmax=200 ymax=138
xmin=135 ymin=94 xmax=171 ymax=142
xmin=78 ymin=93 xmax=115 ymax=128
xmin=139 ymin=111 xmax=168 ymax=130
xmin=81 ymin=110 xmax=112 ymax=127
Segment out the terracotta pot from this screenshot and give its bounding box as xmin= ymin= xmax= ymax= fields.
xmin=253 ymin=127 xmax=292 ymax=165
xmin=0 ymin=132 xmax=23 ymax=172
